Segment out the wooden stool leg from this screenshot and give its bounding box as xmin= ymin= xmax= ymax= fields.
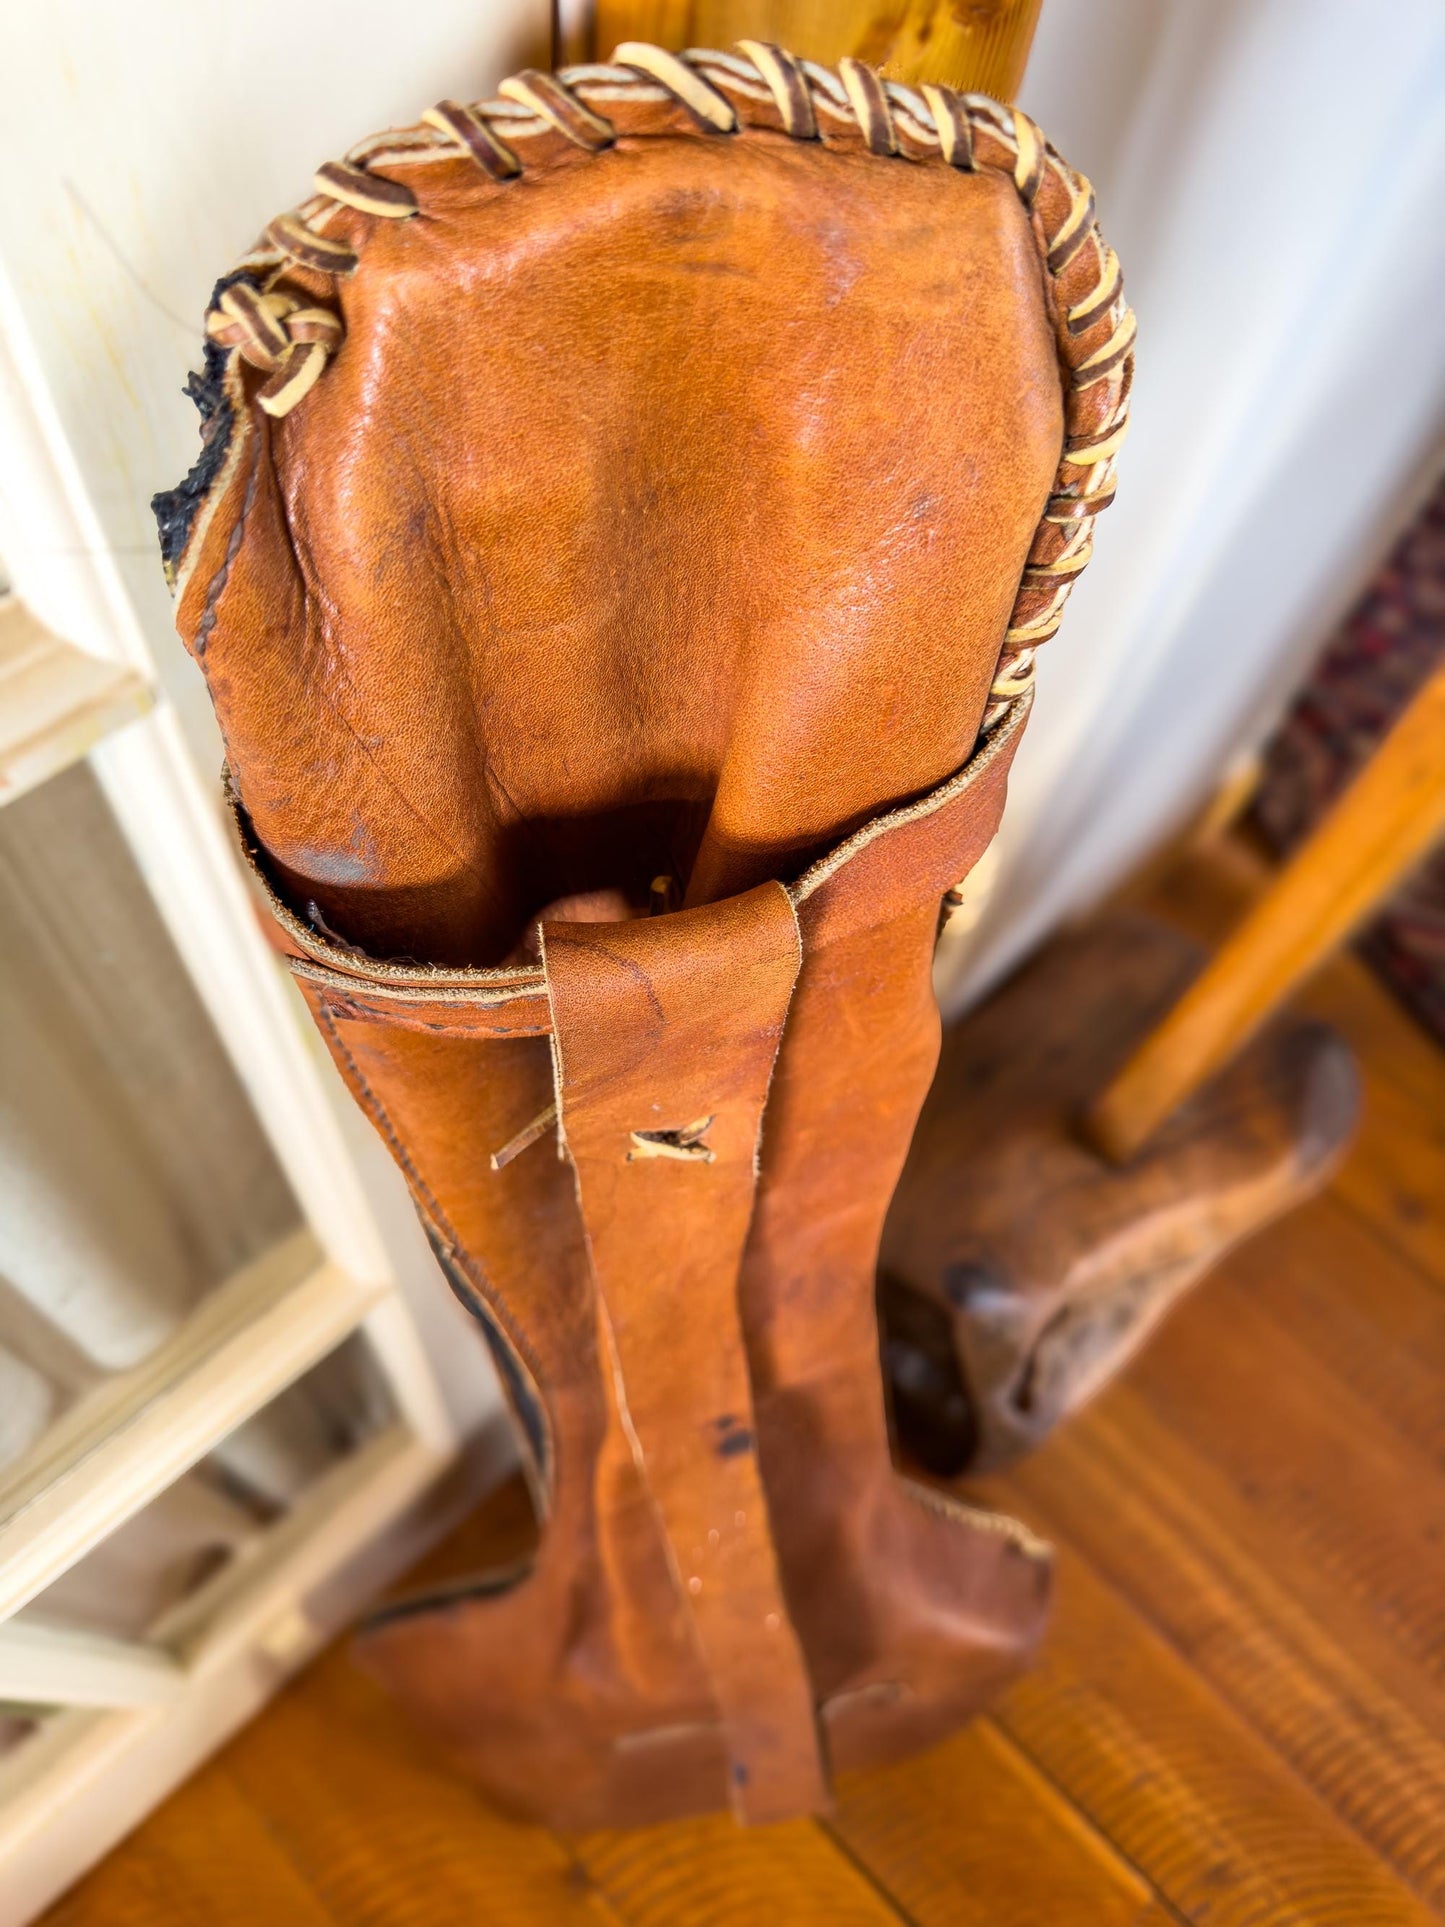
xmin=880 ymin=912 xmax=1357 ymax=1471
xmin=1087 ymin=660 xmax=1445 ymax=1165
xmin=882 ymin=658 xmax=1445 ymax=1472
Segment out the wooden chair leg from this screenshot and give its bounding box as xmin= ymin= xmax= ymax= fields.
xmin=1087 ymin=659 xmax=1445 ymax=1165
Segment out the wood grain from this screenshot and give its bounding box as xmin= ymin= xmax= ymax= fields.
xmin=1091 ymin=659 xmax=1445 ymax=1162
xmin=575 ymin=1812 xmax=903 ymax=1924
xmin=41 ymin=836 xmax=1445 ymax=1923
xmin=588 ymin=1 xmax=1044 ymax=98
xmin=224 ymin=1653 xmax=621 ymax=1925
xmin=829 ymin=1718 xmax=1167 ymax=1927
xmin=985 ymin=1525 xmax=1439 ymax=1927
xmin=1126 ymin=1274 xmax=1445 ymax=1693
xmin=1006 ymin=1403 xmax=1445 ymax=1909
xmin=40 ymin=1767 xmax=337 ymax=1927
xmin=1214 ymin=1194 xmax=1445 ymax=1465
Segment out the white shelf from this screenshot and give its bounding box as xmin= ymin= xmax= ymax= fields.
xmin=0 ymin=1231 xmax=385 ymax=1626
xmin=0 ymin=84 xmax=471 ymax=1922
xmin=0 ymin=1620 xmax=182 ymax=1711
xmin=0 ymin=1423 xmax=459 ymax=1927
xmin=0 ymin=597 xmax=149 ymax=807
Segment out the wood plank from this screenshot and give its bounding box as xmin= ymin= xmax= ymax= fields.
xmin=1218 ymin=1193 xmax=1445 ymax=1463
xmin=1330 ymin=1068 xmax=1445 ymax=1286
xmin=591 ymin=2 xmax=1044 ymax=98
xmin=575 ymin=1813 xmax=903 ymax=1925
xmin=1042 ymin=1374 xmax=1445 ymax=1751
xmin=222 ymin=1648 xmax=621 ymax=1925
xmin=981 ymin=1511 xmax=1439 ymax=1927
xmin=1125 ymin=1269 xmax=1445 ymax=1692
xmin=829 ymin=1716 xmax=1166 ymax=1927
xmin=40 ymin=1764 xmax=339 ymax=1927
xmin=1007 ymin=1403 xmax=1445 ymax=1911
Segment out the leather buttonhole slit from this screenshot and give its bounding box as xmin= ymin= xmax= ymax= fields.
xmin=627 ymin=1114 xmax=715 ymax=1163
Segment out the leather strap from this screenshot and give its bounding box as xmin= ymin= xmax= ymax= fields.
xmin=543 ymin=881 xmax=828 ymax=1821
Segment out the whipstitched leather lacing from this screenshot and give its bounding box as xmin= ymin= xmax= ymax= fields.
xmin=183 ymin=41 xmax=1133 ymax=710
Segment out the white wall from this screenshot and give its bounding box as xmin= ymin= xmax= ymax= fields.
xmin=0 ymin=0 xmax=550 ymax=766
xmin=954 ymin=0 xmax=1445 ymax=1004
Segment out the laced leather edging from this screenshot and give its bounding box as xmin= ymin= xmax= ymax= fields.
xmin=163 ymin=41 xmax=1134 ymax=714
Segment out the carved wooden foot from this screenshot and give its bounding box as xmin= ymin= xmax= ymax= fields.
xmin=879 ymin=910 xmax=1359 ymax=1474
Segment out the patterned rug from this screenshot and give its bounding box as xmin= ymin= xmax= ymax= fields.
xmin=1253 ymin=474 xmax=1445 ymax=1047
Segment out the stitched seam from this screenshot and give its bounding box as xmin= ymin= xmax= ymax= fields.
xmin=789 ymin=688 xmax=1029 ymax=906
xmin=313 ymin=1002 xmax=556 ymax=1482
xmin=191 ymin=408 xmax=262 ymax=655
xmin=227 ymin=695 xmax=1027 ymax=1012
xmin=900 ymin=1473 xmax=1051 ymax=1561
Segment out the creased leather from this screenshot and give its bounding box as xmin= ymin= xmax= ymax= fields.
xmin=283 ymin=702 xmax=1049 ymax=1827
xmin=545 ymin=884 xmax=827 ymax=1822
xmin=157 ymin=49 xmax=1101 ymax=1829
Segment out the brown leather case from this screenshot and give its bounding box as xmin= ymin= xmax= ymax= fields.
xmin=154 ymin=43 xmax=1133 ymax=1828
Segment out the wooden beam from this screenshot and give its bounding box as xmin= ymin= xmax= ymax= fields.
xmin=1088 ymin=660 xmax=1445 ymax=1164
xmin=589 ymin=1 xmax=1044 ymax=99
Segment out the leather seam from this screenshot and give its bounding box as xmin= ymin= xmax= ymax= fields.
xmin=312 ymin=1000 xmax=557 ymax=1489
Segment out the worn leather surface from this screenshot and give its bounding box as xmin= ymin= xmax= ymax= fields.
xmin=160 ymin=49 xmax=1109 ymax=1827
xmin=178 ymin=142 xmax=1058 ymax=965
xmin=546 ymin=884 xmax=827 ymax=1823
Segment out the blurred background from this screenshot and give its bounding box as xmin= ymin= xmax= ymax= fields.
xmin=0 ymin=3 xmax=1441 ymax=1919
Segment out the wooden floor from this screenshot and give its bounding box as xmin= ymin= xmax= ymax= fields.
xmin=44 ymin=842 xmax=1445 ymax=1925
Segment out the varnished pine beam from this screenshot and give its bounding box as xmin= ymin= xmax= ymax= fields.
xmin=586 ymin=0 xmax=1044 ymax=99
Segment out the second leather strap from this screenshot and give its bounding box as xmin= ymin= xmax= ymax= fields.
xmin=543 ymin=880 xmax=828 ymax=1823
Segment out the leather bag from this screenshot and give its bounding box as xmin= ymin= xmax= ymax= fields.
xmin=155 ymin=41 xmax=1133 ymax=1828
